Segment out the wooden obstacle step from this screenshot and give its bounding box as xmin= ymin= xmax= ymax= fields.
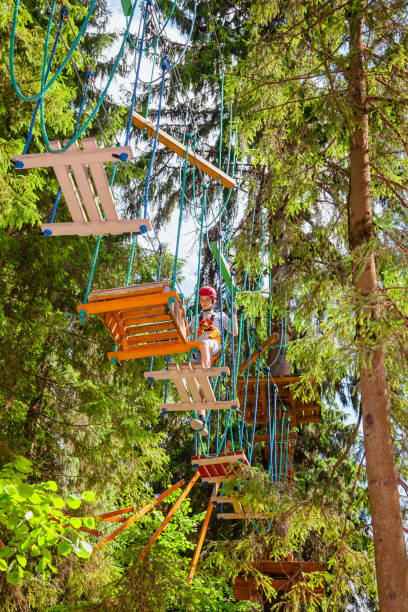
xmin=237 ymin=376 xmax=321 ymax=426
xmin=144 ymin=363 xmax=240 ymax=412
xmin=77 ymin=280 xmax=201 ymax=361
xmin=233 ymin=559 xmax=326 ymax=601
xmin=12 ymin=138 xmax=152 ymax=237
xmin=132 ymin=112 xmax=236 ymax=189
xmin=191 ymin=451 xmax=249 ymax=484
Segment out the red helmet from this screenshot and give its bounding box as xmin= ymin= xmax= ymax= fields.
xmin=199 ymin=286 xmax=217 ymax=300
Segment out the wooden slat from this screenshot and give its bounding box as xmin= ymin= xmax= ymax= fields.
xmin=12 ymin=141 xmax=133 ymax=169
xmin=107 ymin=340 xmax=201 ymax=362
xmin=172 ymin=376 xmax=191 ymax=403
xmin=132 ymin=112 xmax=236 ymax=189
xmin=191 ymin=451 xmax=247 ymax=467
xmin=125 ymin=321 xmax=176 ymax=334
xmin=89 ymin=280 xmax=171 ymax=301
xmin=81 ymin=138 xmax=119 ymax=220
xmin=127 ymin=330 xmax=180 ymax=345
xmin=161 ymin=400 xmax=237 ymax=412
xmin=78 ymin=291 xmax=179 ymax=315
xmin=195 ymin=370 xmax=216 ymax=402
xmin=113 ymin=311 xmax=128 ymax=350
xmin=179 ymin=364 xmax=203 ymax=402
xmin=257 ymin=560 xmax=326 ymax=574
xmin=120 ymin=306 xmax=168 ymax=319
xmin=146 ymin=365 xmax=230 ymax=380
xmin=67 ymin=140 xmax=103 ymax=222
xmin=51 ymin=143 xmax=87 ymax=223
xmin=42 ymin=218 xmax=152 ymax=237
xmin=123 ymin=313 xmax=171 ymax=327
xmin=218 ymin=513 xmax=274 ymax=519
xmin=168 ymin=300 xmax=187 ymax=342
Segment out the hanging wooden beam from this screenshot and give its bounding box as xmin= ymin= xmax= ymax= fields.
xmin=188 ymin=483 xmax=219 ymax=584
xmin=138 ymin=471 xmax=200 ymax=562
xmin=93 ymin=479 xmax=185 ymax=551
xmin=132 ymin=112 xmax=236 ymax=189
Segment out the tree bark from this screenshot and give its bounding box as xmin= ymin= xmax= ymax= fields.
xmin=347 ymin=6 xmax=408 ymax=609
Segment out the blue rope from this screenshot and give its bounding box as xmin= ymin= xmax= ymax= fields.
xmin=273 ymin=385 xmax=278 ymax=481
xmin=143 ymin=55 xmax=168 ymax=218
xmin=230 ymin=271 xmax=236 ymax=398
xmin=278 ymin=408 xmax=286 ymax=482
xmin=266 ymin=369 xmax=273 ymax=477
xmin=21 ymin=5 xmax=68 ymax=155
xmin=125 ymin=0 xmax=150 ymax=146
xmin=248 ymin=348 xmax=262 ymax=464
xmin=217 ymin=231 xmax=226 ymax=366
xmin=239 ymin=326 xmax=254 ymax=448
xmin=48 ymin=71 xmax=92 ymax=228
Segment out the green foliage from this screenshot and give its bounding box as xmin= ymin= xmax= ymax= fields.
xmin=0 ymin=456 xmax=94 ymax=585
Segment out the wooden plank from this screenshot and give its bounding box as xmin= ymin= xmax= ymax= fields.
xmin=42 ymin=218 xmax=152 ymax=236
xmin=120 ymin=306 xmax=168 ymax=319
xmin=78 ymin=291 xmax=179 ymax=316
xmin=12 ymin=141 xmax=133 ymax=169
xmin=191 ymin=451 xmax=247 ymax=467
xmin=132 ymin=112 xmax=236 ymax=189
xmin=179 ymin=364 xmax=203 ymax=402
xmin=257 ymin=560 xmax=326 ymax=574
xmin=89 ymin=280 xmax=171 ymax=301
xmin=123 ymin=313 xmax=171 ymax=327
xmin=125 ymin=322 xmax=176 ymax=335
xmin=67 ymin=140 xmax=102 ymax=222
xmin=82 ymin=138 xmax=118 ymax=221
xmin=161 ymin=400 xmax=237 ymax=412
xmin=127 ymin=330 xmax=180 ymax=345
xmin=113 ymin=311 xmax=128 ymax=350
xmin=169 ymin=300 xmax=187 ymax=342
xmin=218 ymin=513 xmax=274 ymax=519
xmin=145 ymin=365 xmax=230 ymax=381
xmin=195 ymin=370 xmax=216 ymax=403
xmin=49 ymin=144 xmax=87 ymax=223
xmin=107 ymin=340 xmax=201 ymax=361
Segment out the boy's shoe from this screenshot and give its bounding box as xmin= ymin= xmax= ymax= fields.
xmin=190 ymin=415 xmax=208 ymax=436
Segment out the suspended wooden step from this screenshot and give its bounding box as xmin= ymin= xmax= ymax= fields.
xmin=132 ymin=112 xmax=236 ymax=189
xmin=191 ymin=451 xmax=249 ymax=484
xmin=212 ymin=494 xmax=272 ymax=520
xmin=12 ymin=138 xmax=152 ymax=237
xmin=237 ymin=376 xmax=321 ymax=426
xmin=144 ymin=363 xmax=240 ymax=412
xmin=77 ymin=280 xmax=201 ymax=361
xmin=233 ymin=559 xmax=326 ymax=602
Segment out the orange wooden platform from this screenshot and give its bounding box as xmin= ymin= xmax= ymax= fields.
xmin=77 ymin=280 xmax=201 ymax=361
xmin=237 ymin=376 xmax=321 ymax=426
xmin=191 ymin=451 xmax=249 ymax=484
xmin=233 ymin=559 xmax=326 ymax=601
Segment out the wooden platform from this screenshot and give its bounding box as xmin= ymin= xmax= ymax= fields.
xmin=132 ymin=112 xmax=236 ymax=189
xmin=12 ymin=138 xmax=151 ymax=237
xmin=144 ymin=363 xmax=239 ymax=412
xmin=237 ymin=376 xmax=321 ymax=426
xmin=233 ymin=559 xmax=326 ymax=601
xmin=77 ymin=280 xmax=201 ymax=361
xmin=191 ymin=451 xmax=249 ymax=484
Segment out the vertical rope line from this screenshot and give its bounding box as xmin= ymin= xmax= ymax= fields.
xmin=22 ymin=6 xmax=67 ymax=154
xmin=194 ymin=187 xmax=206 ymax=339
xmin=267 ymin=371 xmax=273 ymax=477
xmin=273 ymin=385 xmax=278 ymax=481
xmin=279 ymin=408 xmax=286 ymax=482
xmin=239 ymin=326 xmax=253 ymax=448
xmin=125 ymin=0 xmax=149 ymax=146
xmin=217 ymin=230 xmax=225 ymax=366
xmin=171 ymin=135 xmax=190 ymax=290
xmin=143 ymin=55 xmax=168 ymax=218
xmin=248 ymin=349 xmax=262 ymax=465
xmin=284 ymin=418 xmax=290 ymax=484
xmin=268 ymin=261 xmax=272 ymax=338
xmin=125 ymin=235 xmax=137 ymax=286
xmin=230 ymin=271 xmax=236 ymax=398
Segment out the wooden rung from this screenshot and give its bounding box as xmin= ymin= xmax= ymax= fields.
xmin=125 ymin=322 xmax=176 ymax=334
xmin=145 ymin=365 xmax=229 ymax=381
xmin=107 ymin=340 xmax=201 ymax=362
xmin=123 ymin=313 xmax=171 ymax=327
xmin=12 ymin=143 xmax=133 ymax=169
xmin=77 ymin=291 xmax=179 ymax=316
xmin=89 ymin=280 xmax=171 ymax=301
xmin=69 ymin=140 xmax=102 ymax=222
xmin=127 ymin=330 xmax=180 ymax=345
xmin=211 ymin=496 xmax=240 ymax=504
xmin=217 ymin=513 xmax=274 ymax=519
xmin=42 ymin=218 xmax=152 ymax=237
xmin=160 ymin=400 xmax=238 ymax=412
xmin=132 ymin=112 xmax=236 ymax=190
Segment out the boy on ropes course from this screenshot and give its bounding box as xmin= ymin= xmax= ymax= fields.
xmin=189 ymin=286 xmax=238 ymax=434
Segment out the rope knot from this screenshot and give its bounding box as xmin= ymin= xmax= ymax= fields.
xmin=161 ymin=55 xmax=169 ymax=71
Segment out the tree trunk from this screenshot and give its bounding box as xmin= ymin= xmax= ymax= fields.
xmin=347 ymin=7 xmax=408 ymax=609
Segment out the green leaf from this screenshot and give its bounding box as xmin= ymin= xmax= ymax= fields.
xmin=66 ymin=496 xmax=81 ymax=510
xmin=81 ymin=491 xmax=95 ymax=502
xmin=16 ymin=555 xmax=27 ymax=568
xmin=52 ymin=496 xmax=65 ymax=509
xmin=6 ymin=570 xmax=22 ymax=584
xmin=83 ymin=516 xmax=95 ymax=529
xmin=57 ymin=541 xmax=72 ymax=556
xmin=36 ymin=557 xmax=47 ymax=573
xmin=44 ymin=481 xmax=58 ymax=492
xmin=69 ymin=517 xmax=82 ymax=529
xmin=29 ymin=492 xmax=42 ymax=504
xmin=17 ymin=483 xmax=34 ymax=499
xmin=14 ymin=456 xmax=32 ymax=474
xmin=0 ymin=546 xmax=15 ymax=559
xmin=0 ymin=558 xmax=8 ymax=571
